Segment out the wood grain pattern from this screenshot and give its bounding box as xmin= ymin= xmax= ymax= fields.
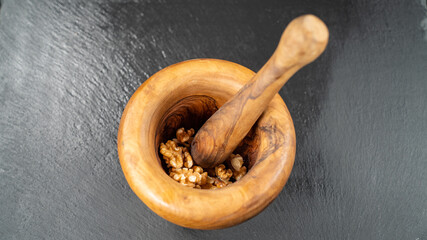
xmin=117 ymin=59 xmax=296 ymax=229
xmin=191 ymin=15 xmax=328 ymax=168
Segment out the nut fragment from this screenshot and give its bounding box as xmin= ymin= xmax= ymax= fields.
xmin=192 ymin=166 xmax=203 ymax=174
xmin=215 ymin=164 xmax=233 ymax=182
xmin=213 ymin=177 xmax=229 ymax=188
xmin=176 ymin=127 xmax=195 ymax=144
xmin=160 ymin=140 xmax=183 ymax=168
xmin=229 ymin=154 xmax=244 ymax=171
xmin=233 ymin=166 xmax=247 ymax=181
xmin=200 ymin=172 xmax=208 ymax=185
xmin=184 ymin=151 xmax=193 ymax=168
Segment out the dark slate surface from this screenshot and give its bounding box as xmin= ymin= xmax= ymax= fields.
xmin=1 ymin=0 xmax=426 ymax=239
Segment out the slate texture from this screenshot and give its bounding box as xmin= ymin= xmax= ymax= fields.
xmin=1 ymin=0 xmax=426 ymax=239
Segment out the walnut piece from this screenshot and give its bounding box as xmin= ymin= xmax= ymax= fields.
xmin=159 ymin=140 xmax=183 ymax=168
xmin=229 ymin=154 xmax=244 ymax=171
xmin=176 ymin=127 xmax=195 ymax=144
xmin=183 ymin=151 xmax=193 ymax=168
xmin=169 ymin=167 xmax=208 ymax=188
xmin=233 ymin=166 xmax=247 ymax=181
xmin=228 ymin=153 xmax=247 ymax=180
xmin=215 ymin=164 xmax=233 ymax=182
xmin=213 ymin=177 xmax=230 ymax=188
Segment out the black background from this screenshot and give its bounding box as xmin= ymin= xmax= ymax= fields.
xmin=1 ymin=0 xmax=426 ymax=239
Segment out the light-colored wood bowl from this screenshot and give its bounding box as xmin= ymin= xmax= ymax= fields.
xmin=117 ymin=58 xmax=296 ymax=229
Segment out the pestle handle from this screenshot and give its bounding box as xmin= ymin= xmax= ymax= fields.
xmin=191 ymin=14 xmax=329 ymax=168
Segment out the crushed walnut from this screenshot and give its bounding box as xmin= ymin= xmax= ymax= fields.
xmin=159 ymin=127 xmax=248 ymax=189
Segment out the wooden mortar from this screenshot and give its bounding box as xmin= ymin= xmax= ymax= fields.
xmin=118 ymin=58 xmax=295 ymax=229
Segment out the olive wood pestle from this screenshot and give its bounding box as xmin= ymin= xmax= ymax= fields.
xmin=191 ymin=14 xmax=329 ymax=168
